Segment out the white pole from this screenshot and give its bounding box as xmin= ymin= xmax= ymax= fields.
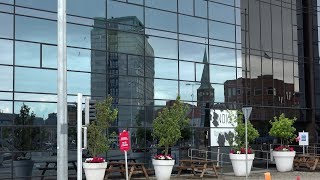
xmin=217 ymin=147 xmax=220 ymax=167
xmin=245 ymin=114 xmax=248 ymax=180
xmin=302 ymin=130 xmax=305 ymax=155
xmin=125 ymin=151 xmax=129 ymax=180
xmin=57 ymin=0 xmax=68 ymax=179
xmin=77 ymin=93 xmax=83 ymax=180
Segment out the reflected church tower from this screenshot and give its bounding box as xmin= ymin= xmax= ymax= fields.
xmin=196 ymin=50 xmax=214 ymax=149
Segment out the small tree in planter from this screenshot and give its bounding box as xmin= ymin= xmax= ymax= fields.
xmin=83 ymin=96 xmax=118 ymax=180
xmin=152 ymin=96 xmax=189 ymax=180
xmin=13 ymin=104 xmax=38 ymax=179
xmin=269 ymin=113 xmax=296 ymax=172
xmin=228 ymin=111 xmax=259 ymax=177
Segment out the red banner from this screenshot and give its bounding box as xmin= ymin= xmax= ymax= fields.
xmin=119 ymin=130 xmax=130 ymax=152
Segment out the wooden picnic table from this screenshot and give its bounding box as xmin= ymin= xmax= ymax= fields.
xmin=294 ymin=154 xmax=320 ymax=171
xmin=39 ymin=160 xmax=77 ymax=180
xmin=177 ymin=159 xmax=219 ymax=178
xmin=105 ymin=161 xmax=150 ymax=180
xmin=108 ymin=158 xmax=137 ymax=163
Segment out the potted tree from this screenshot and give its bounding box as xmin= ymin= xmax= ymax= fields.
xmin=13 ymin=103 xmax=38 ymax=180
xmin=152 ymin=96 xmax=189 ymax=180
xmin=83 ymin=96 xmax=118 ymax=180
xmin=228 ymin=111 xmax=259 ymax=177
xmin=269 ymin=113 xmax=296 ymax=172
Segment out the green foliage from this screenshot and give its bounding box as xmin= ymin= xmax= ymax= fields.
xmin=229 ymin=111 xmax=259 ymax=149
xmin=14 ymin=103 xmax=38 ymax=159
xmin=153 ymin=96 xmax=189 ymax=156
xmin=269 ymin=113 xmax=296 ymax=145
xmin=88 ymin=96 xmax=118 ymax=157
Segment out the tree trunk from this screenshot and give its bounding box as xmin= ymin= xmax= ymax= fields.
xmin=165 ymin=146 xmax=169 ymax=156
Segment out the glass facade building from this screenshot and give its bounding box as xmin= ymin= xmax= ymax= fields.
xmin=0 ymin=0 xmax=319 ymax=178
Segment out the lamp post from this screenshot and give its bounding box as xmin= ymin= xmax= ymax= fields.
xmin=186 ymin=83 xmax=199 ymax=147
xmin=57 ymin=0 xmax=68 ymax=179
xmin=128 ymin=81 xmax=135 ymax=128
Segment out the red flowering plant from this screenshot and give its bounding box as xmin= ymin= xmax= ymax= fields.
xmin=274 ymin=146 xmax=294 ymax=152
xmin=154 ymin=154 xmax=173 ymax=160
xmin=227 ymin=111 xmax=259 ymax=154
xmin=269 ymin=113 xmax=296 ymax=152
xmin=85 ymin=157 xmax=105 ymax=163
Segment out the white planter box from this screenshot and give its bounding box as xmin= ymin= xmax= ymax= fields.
xmin=229 ymin=153 xmax=255 ymax=176
xmin=83 ymin=162 xmax=108 ymax=180
xmin=273 ymin=151 xmax=296 ymax=172
xmin=152 ymin=159 xmax=175 ymax=180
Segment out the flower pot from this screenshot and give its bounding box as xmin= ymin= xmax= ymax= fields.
xmin=273 ymin=151 xmax=296 ymax=172
xmin=13 ymin=160 xmax=34 ymax=180
xmin=152 ymin=159 xmax=175 ymax=180
xmin=83 ymin=162 xmax=108 ymax=180
xmin=229 ymin=153 xmax=255 ymax=176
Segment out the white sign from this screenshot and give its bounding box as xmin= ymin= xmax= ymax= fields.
xmin=242 ymin=107 xmax=252 ymax=121
xmin=210 ymin=110 xmax=237 ymax=128
xmin=299 ymin=132 xmax=309 ymax=146
xmin=210 ymin=110 xmax=237 ymax=146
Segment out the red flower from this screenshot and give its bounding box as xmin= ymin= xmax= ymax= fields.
xmin=247 ymin=148 xmax=252 ymax=154
xmin=85 ymin=157 xmax=105 ymax=163
xmin=289 ymin=147 xmax=294 ymax=151
xmin=230 ymin=149 xmax=235 ymax=154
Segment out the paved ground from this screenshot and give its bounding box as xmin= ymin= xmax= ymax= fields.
xmin=101 ymin=169 xmax=320 ymax=180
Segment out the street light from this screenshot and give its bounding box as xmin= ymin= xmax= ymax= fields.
xmin=185 ymin=83 xmax=200 ymax=147
xmin=128 ymin=80 xmax=136 ymax=128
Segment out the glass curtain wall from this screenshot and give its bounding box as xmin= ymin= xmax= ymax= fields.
xmin=240 ymin=0 xmax=306 ymax=139
xmin=0 ymin=0 xmax=309 ymax=178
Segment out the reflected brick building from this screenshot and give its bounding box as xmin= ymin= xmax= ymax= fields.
xmin=224 ymin=75 xmax=300 ymax=122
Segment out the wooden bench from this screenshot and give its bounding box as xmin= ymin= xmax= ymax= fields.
xmin=177 ymin=159 xmax=219 ymax=178
xmin=294 ymin=154 xmax=320 ymax=171
xmin=38 ymin=160 xmax=77 ymax=180
xmin=105 ymin=161 xmax=150 ymax=180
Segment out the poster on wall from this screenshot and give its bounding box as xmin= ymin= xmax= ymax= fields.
xmin=210 ymin=109 xmax=237 ymax=147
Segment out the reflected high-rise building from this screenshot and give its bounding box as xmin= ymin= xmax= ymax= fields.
xmin=91 ymin=16 xmax=154 ymax=127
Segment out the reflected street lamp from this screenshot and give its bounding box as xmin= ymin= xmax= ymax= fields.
xmin=186 ymin=83 xmax=200 ymax=147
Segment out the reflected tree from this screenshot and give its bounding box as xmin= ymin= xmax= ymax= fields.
xmin=14 ymin=103 xmax=38 ymax=160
